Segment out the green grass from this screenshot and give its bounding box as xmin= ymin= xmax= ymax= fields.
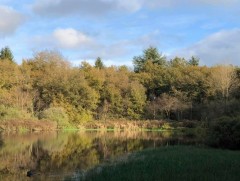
xmin=18 ymin=126 xmax=29 ymax=133
xmin=82 ymin=146 xmax=240 ymax=181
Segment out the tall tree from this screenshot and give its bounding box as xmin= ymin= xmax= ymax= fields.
xmin=133 ymin=46 xmax=166 ymax=72
xmin=211 ymin=65 xmax=237 ymax=101
xmin=94 ymin=57 xmax=105 ymax=69
xmin=0 ymin=60 xmax=18 ymax=106
xmin=157 ymin=93 xmax=179 ymax=119
xmin=188 ymin=56 xmax=199 ymax=66
xmin=0 ymin=46 xmax=14 ymax=62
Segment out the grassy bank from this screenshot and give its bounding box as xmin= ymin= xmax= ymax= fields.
xmin=0 ymin=119 xmax=200 ymax=132
xmin=82 ymin=146 xmax=240 ymax=181
xmin=0 ymin=119 xmax=203 ymax=133
xmin=78 ymin=120 xmax=200 ymax=131
xmin=78 ymin=120 xmax=169 ymax=131
xmin=0 ymin=119 xmax=57 ymax=132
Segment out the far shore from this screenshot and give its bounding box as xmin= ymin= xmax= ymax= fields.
xmin=0 ymin=119 xmax=200 ymax=132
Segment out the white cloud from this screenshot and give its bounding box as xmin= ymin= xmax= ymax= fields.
xmin=174 ymin=29 xmax=240 ymax=65
xmin=53 ymin=28 xmax=93 ymax=49
xmin=30 ymin=28 xmax=96 ymax=51
xmin=0 ymin=5 xmax=25 ymax=37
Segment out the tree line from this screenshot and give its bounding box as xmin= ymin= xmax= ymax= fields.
xmin=0 ymin=46 xmax=239 ymax=126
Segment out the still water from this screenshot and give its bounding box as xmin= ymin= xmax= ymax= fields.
xmin=0 ymin=130 xmax=200 ymax=180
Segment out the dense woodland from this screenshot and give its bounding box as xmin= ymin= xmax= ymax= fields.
xmin=0 ymin=46 xmax=240 ymax=127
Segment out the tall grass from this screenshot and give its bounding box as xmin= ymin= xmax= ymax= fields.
xmin=81 ymin=146 xmax=240 ymax=181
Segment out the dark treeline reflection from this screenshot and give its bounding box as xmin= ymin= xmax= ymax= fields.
xmin=0 ymin=131 xmax=201 ymax=180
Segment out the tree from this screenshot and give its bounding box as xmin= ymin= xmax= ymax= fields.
xmin=157 ymin=93 xmax=179 ymax=119
xmin=94 ymin=57 xmax=105 ymax=69
xmin=172 ymin=89 xmax=191 ymax=120
xmin=24 ymin=51 xmax=71 ymax=113
xmin=211 ymin=65 xmax=237 ymax=102
xmin=133 ymin=46 xmax=166 ymax=72
xmin=188 ymin=56 xmax=199 ymax=66
xmin=126 ymin=81 xmax=146 ymax=119
xmin=0 ymin=46 xmax=14 ymax=62
xmin=0 ymin=60 xmax=18 ymax=106
xmin=96 ymin=66 xmax=146 ymax=120
xmin=169 ymin=57 xmax=188 ymax=67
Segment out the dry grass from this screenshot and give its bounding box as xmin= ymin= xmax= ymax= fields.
xmin=78 ymin=120 xmax=170 ymax=131
xmin=0 ymin=119 xmax=57 ymax=132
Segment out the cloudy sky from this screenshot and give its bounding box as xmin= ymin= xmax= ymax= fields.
xmin=0 ymin=0 xmax=240 ymax=66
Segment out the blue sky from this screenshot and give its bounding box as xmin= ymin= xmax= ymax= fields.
xmin=0 ymin=0 xmax=240 ymax=66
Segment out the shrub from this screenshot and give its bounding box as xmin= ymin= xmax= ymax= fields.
xmin=75 ymin=110 xmax=93 ymax=123
xmin=39 ymin=107 xmax=70 ymax=128
xmin=206 ymin=117 xmax=240 ymax=150
xmin=161 ymin=122 xmax=173 ymax=130
xmin=181 ymin=120 xmax=198 ymax=128
xmin=213 ymin=116 xmax=232 ymax=122
xmin=0 ymin=105 xmax=32 ymax=120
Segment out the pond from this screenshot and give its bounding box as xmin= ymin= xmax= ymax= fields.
xmin=0 ymin=130 xmax=202 ymax=180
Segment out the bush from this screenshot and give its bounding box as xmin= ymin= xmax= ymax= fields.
xmin=0 ymin=105 xmax=32 ymax=120
xmin=75 ymin=110 xmax=93 ymax=123
xmin=206 ymin=117 xmax=240 ymax=150
xmin=39 ymin=107 xmax=70 ymax=128
xmin=181 ymin=120 xmax=198 ymax=128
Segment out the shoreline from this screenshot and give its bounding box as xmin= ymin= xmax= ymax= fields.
xmin=0 ymin=119 xmax=200 ymax=132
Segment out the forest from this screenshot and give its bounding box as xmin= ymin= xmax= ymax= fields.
xmin=0 ymin=46 xmax=240 ymax=128
xmin=1 ymin=46 xmax=240 ymax=180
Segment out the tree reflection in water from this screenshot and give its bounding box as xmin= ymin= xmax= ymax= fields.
xmin=0 ymin=133 xmax=4 ymax=149
xmin=0 ymin=131 xmax=201 ymax=180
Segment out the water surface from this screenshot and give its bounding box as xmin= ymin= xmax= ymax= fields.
xmin=0 ymin=130 xmax=200 ymax=180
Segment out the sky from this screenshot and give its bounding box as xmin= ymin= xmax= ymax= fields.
xmin=0 ymin=0 xmax=240 ymax=66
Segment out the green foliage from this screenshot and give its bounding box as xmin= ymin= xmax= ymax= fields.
xmin=206 ymin=117 xmax=240 ymax=149
xmin=169 ymin=57 xmax=188 ymax=67
xmin=24 ymin=51 xmax=99 ymax=123
xmin=0 ymin=60 xmax=18 ymax=91
xmin=0 ymin=46 xmax=14 ymax=62
xmin=94 ymin=57 xmax=104 ymax=69
xmin=133 ymin=46 xmax=166 ymax=72
xmin=97 ymin=67 xmax=146 ymax=120
xmin=0 ymin=105 xmax=32 ymax=120
xmin=74 ymin=109 xmax=93 ymax=123
xmin=188 ymin=56 xmax=199 ymax=66
xmin=0 ymin=48 xmax=240 ymax=124
xmin=39 ymin=107 xmax=70 ymax=128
